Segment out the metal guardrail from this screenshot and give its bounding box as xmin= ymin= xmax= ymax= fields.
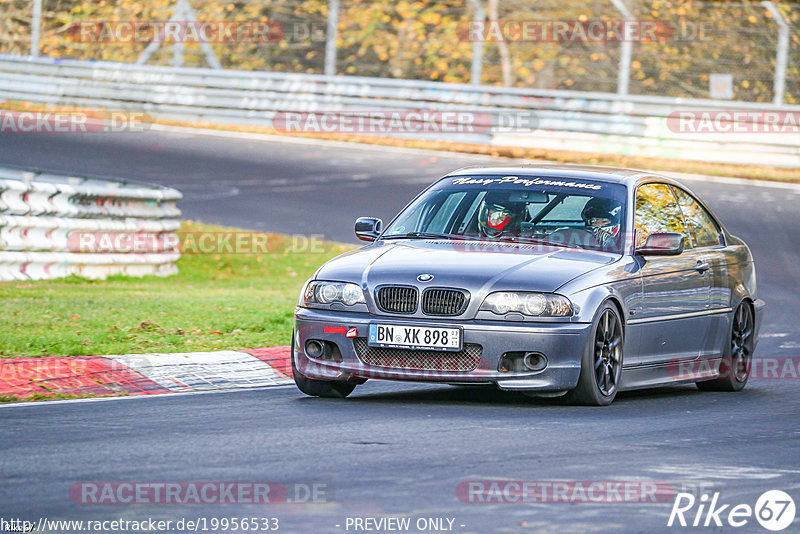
xmin=0 ymin=54 xmax=799 ymax=167
xmin=0 ymin=165 xmax=182 ymax=281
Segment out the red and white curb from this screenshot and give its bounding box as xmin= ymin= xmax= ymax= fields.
xmin=0 ymin=346 xmax=292 ymax=401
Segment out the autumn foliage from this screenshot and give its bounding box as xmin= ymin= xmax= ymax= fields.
xmin=0 ymin=0 xmax=797 ymax=103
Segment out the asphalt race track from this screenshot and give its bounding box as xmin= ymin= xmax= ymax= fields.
xmin=1 ymin=128 xmax=799 ymax=532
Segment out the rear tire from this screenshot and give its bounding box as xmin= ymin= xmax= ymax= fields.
xmin=291 ymin=334 xmax=356 ymax=398
xmin=697 ymin=301 xmax=753 ymax=392
xmin=565 ymin=303 xmax=623 ymax=406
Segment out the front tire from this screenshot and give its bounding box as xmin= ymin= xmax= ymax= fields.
xmin=291 ymin=335 xmax=356 ymax=398
xmin=697 ymin=301 xmax=753 ymax=392
xmin=565 ymin=303 xmax=623 ymax=406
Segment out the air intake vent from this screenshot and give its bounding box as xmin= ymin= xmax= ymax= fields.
xmin=422 ymin=288 xmax=469 ymax=316
xmin=353 ymin=338 xmax=482 ymax=371
xmin=375 ymin=286 xmax=418 ymax=314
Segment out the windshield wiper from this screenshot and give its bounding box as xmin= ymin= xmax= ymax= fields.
xmin=382 ymin=232 xmax=467 ymax=240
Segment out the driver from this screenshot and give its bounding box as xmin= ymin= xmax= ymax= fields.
xmin=477 ymin=192 xmax=526 ymax=238
xmin=581 ymin=197 xmax=622 ymax=249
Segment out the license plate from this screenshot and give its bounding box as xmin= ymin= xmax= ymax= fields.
xmin=368 ymin=323 xmax=462 ymax=351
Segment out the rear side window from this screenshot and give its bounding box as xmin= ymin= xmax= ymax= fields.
xmin=672 ymin=187 xmax=721 ymax=248
xmin=634 ymin=183 xmax=689 ymax=248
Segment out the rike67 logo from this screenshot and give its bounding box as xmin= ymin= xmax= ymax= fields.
xmin=668 ymin=490 xmax=796 ymax=531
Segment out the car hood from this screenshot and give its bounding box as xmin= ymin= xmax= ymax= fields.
xmin=315 ymin=240 xmax=618 ymax=294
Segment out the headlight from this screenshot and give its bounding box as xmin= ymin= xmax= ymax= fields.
xmin=480 ymin=292 xmax=573 ymax=317
xmin=303 ymin=281 xmax=366 ymax=307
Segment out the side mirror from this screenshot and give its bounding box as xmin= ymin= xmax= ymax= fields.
xmin=355 ymin=217 xmax=383 ymax=242
xmin=635 ymin=232 xmax=685 ymax=256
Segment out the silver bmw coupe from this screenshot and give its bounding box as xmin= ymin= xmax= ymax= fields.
xmin=293 ymin=165 xmax=764 ymax=405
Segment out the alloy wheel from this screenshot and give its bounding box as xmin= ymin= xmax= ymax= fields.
xmin=731 ymin=304 xmax=754 ymax=383
xmin=594 ymin=309 xmax=622 ymax=396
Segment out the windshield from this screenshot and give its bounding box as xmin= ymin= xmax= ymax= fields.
xmin=384 ymin=175 xmax=628 ymax=254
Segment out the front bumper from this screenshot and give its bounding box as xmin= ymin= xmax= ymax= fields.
xmin=293 ymin=308 xmax=591 ymax=391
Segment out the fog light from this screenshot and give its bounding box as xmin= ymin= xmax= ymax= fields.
xmin=498 ymin=351 xmax=547 ymax=373
xmin=304 ymin=340 xmax=344 ymax=362
xmin=523 ymin=352 xmax=547 ymax=372
xmin=305 ymin=340 xmax=326 ymax=358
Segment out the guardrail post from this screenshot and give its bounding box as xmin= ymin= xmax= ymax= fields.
xmin=172 ymin=0 xmax=187 ymax=69
xmin=137 ymin=0 xmax=221 ymax=69
xmin=762 ymin=1 xmax=789 ymax=105
xmin=30 ymin=0 xmax=42 ymax=57
xmin=609 ymin=0 xmax=632 ymax=96
xmin=325 ymin=0 xmax=340 ymax=76
xmin=465 ymin=0 xmax=484 ymax=85
xmin=181 ymin=0 xmax=222 ymax=69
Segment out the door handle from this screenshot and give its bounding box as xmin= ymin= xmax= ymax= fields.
xmin=695 ymin=260 xmax=711 ymax=273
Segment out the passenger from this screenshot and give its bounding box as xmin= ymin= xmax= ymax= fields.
xmin=581 ymin=197 xmax=623 ymax=249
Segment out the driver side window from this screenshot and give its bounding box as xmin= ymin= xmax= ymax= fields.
xmin=635 ymin=183 xmax=689 ymax=248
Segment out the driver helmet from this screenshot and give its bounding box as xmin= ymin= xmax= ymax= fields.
xmin=581 ymin=197 xmax=622 ymax=236
xmin=477 ymin=192 xmax=525 ymax=238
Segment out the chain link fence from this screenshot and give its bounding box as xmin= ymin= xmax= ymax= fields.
xmin=0 ymin=0 xmax=797 ymax=103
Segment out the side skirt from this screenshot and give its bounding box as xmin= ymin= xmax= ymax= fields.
xmin=619 ymin=356 xmax=724 ymax=391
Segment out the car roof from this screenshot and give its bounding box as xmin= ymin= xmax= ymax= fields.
xmin=445 ymin=164 xmax=659 ymax=186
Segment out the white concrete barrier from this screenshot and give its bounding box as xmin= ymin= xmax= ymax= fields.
xmin=0 ymin=165 xmax=182 ymax=281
